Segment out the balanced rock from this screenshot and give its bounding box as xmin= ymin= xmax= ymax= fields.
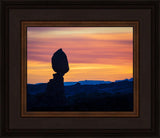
xmin=52 ymin=48 xmax=69 ymax=75
xmin=44 ymin=49 xmax=69 ymax=108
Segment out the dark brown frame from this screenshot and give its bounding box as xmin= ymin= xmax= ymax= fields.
xmin=0 ymin=0 xmax=159 ymax=137
xmin=21 ymin=21 xmax=139 ymax=118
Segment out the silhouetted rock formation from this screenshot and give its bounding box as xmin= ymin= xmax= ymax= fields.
xmin=45 ymin=48 xmax=69 ymax=107
xmin=52 ymin=48 xmax=69 ymax=75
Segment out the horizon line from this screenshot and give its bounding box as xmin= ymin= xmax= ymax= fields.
xmin=27 ymin=77 xmax=133 ymax=85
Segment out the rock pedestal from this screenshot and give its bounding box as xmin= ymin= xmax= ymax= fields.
xmin=46 ymin=73 xmax=66 ymax=107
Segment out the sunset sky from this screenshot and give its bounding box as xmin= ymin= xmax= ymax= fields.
xmin=27 ymin=27 xmax=133 ymax=84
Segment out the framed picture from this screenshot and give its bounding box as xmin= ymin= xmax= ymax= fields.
xmin=21 ymin=21 xmax=139 ymax=117
xmin=0 ymin=0 xmax=159 ymax=137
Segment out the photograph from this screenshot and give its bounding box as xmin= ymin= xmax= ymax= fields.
xmin=27 ymin=26 xmax=133 ymax=111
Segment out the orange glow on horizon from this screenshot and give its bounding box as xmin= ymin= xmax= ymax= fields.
xmin=28 ymin=61 xmax=132 ymax=84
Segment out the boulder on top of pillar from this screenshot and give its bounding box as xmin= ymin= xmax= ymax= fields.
xmin=51 ymin=48 xmax=69 ymax=75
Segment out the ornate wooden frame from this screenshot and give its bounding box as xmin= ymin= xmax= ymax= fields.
xmin=0 ymin=0 xmax=159 ymax=137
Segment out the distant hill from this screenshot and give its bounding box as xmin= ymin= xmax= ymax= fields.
xmin=115 ymin=78 xmax=133 ymax=82
xmin=28 ymin=78 xmax=133 ymax=86
xmin=64 ymin=80 xmax=112 ymax=86
xmin=27 ymin=78 xmax=133 ymax=95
